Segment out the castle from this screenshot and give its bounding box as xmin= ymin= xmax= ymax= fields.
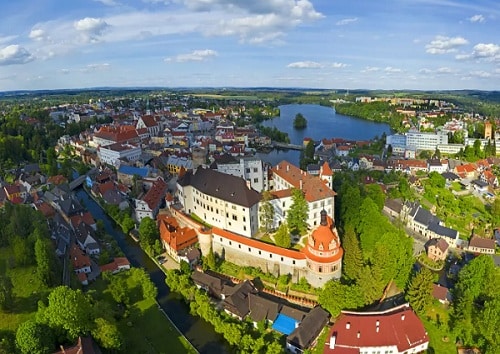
xmin=174 ymin=161 xmax=343 ymax=288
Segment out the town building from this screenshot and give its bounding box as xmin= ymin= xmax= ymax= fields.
xmin=425 ymin=238 xmax=449 ymax=262
xmin=468 ymin=235 xmax=496 ymax=254
xmin=158 ymin=214 xmax=199 ymax=262
xmin=212 ymin=156 xmax=269 ymax=192
xmin=176 ymin=167 xmax=261 ymax=237
xmin=97 ymin=143 xmax=141 ymax=167
xmin=324 ymin=304 xmax=429 ymax=354
xmin=135 ymin=178 xmax=168 ymax=222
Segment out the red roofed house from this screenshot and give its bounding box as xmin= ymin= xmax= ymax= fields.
xmin=425 ymin=238 xmax=449 ymax=262
xmin=454 ymin=163 xmax=477 ymax=179
xmin=69 ymin=245 xmax=92 ymax=275
xmin=136 ymin=115 xmax=161 ymax=137
xmin=158 ymin=215 xmax=198 ymax=262
xmin=135 ymin=178 xmax=168 ymax=222
xmin=324 ymin=304 xmax=429 ymax=354
xmin=92 ymin=125 xmax=140 ymax=147
xmin=100 ymin=257 xmax=131 ymax=274
xmin=271 ymin=161 xmax=337 ymax=229
xmin=468 ymin=235 xmax=496 ymax=254
xmin=480 ymin=170 xmax=498 ymax=188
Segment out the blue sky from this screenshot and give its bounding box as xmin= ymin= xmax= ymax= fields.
xmin=0 ymin=0 xmax=499 ymax=91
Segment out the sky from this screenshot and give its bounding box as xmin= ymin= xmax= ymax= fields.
xmin=0 ymin=0 xmax=499 ymax=91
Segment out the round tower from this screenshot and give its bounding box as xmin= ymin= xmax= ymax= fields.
xmin=302 ymin=210 xmax=343 ymax=283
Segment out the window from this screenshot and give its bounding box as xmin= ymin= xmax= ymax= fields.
xmin=281 ymin=257 xmax=284 ymax=261
xmin=258 ymin=251 xmax=261 ymax=255
xmin=243 ymin=226 xmax=246 ymax=231
xmin=292 ymin=260 xmax=295 ymax=265
xmin=232 ymin=214 xmax=237 ymax=221
xmin=229 ymin=241 xmax=232 ymax=246
xmin=238 ymin=244 xmax=241 ymax=249
xmin=219 ymin=237 xmax=222 ymax=242
xmin=248 ymin=247 xmax=251 ymax=252
xmin=269 ymin=254 xmax=272 ymax=258
xmin=246 ymin=168 xmax=250 ymax=173
xmin=254 ymin=178 xmax=258 ymax=183
xmin=243 ymin=216 xmax=246 ymax=222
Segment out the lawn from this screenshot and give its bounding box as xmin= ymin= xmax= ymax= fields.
xmin=421 ymin=304 xmax=456 ymax=354
xmin=0 ymin=247 xmax=51 ymax=333
xmin=90 ymin=272 xmax=197 ymax=354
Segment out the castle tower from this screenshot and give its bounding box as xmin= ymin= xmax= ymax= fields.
xmin=302 ymin=210 xmax=343 ymax=287
xmin=485 ymin=121 xmax=492 ymax=140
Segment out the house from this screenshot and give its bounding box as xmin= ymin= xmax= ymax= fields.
xmin=247 ymin=292 xmax=280 ymax=326
xmin=286 ymin=306 xmax=330 ymax=354
xmin=69 ymin=245 xmax=92 ymax=274
xmin=158 ymin=215 xmax=198 ymax=262
xmin=432 ymin=284 xmax=452 ymax=304
xmin=407 ymin=203 xmax=459 ymax=246
xmin=223 ymin=280 xmax=258 ymax=320
xmin=471 ymin=179 xmax=489 ymax=193
xmin=454 ymin=163 xmax=477 ymax=179
xmin=74 ymin=222 xmax=100 ymax=255
xmin=97 ymin=143 xmax=141 ymax=167
xmin=425 ymin=238 xmax=449 ymax=261
xmin=324 ymin=304 xmax=429 ymax=354
xmin=117 ymin=165 xmax=149 ymax=186
xmin=191 ymin=271 xmax=233 ymax=299
xmin=480 ymin=170 xmax=498 ymax=188
xmin=100 ymin=257 xmax=131 ymax=274
xmin=135 ymin=178 xmax=168 ymax=222
xmin=427 ymin=159 xmax=448 ymax=173
xmin=383 ymin=198 xmax=403 ymax=218
xmin=468 ymin=235 xmax=496 ymax=254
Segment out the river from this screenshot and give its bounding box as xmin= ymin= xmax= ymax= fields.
xmin=75 ymin=188 xmax=228 ymax=354
xmin=256 ymin=104 xmax=392 ymax=166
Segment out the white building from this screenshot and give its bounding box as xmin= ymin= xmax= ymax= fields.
xmin=213 ymin=156 xmax=269 ymax=192
xmin=97 ymin=143 xmax=142 ymax=167
xmin=271 ymin=161 xmax=336 ymax=230
xmin=406 ymin=131 xmax=448 ymax=151
xmin=176 ymin=167 xmax=261 ymax=237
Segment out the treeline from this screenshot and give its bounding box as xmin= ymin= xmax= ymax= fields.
xmin=257 ymin=125 xmax=290 ymax=143
xmin=317 ymin=173 xmax=414 ymax=317
xmin=166 ymin=268 xmax=284 ymax=354
xmin=334 ymin=101 xmax=406 ymax=132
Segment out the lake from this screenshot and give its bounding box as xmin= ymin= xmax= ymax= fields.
xmin=256 ymin=104 xmax=391 ymax=166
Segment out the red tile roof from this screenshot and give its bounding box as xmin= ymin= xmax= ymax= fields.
xmin=325 ymin=304 xmax=428 ymax=353
xmin=321 ymin=161 xmax=333 ymax=176
xmin=159 ymin=215 xmax=198 ymax=252
xmin=213 ymin=227 xmax=306 ymax=260
xmin=272 ymin=161 xmax=336 ymax=203
xmin=69 ymin=245 xmax=91 ymax=270
xmin=143 ymin=178 xmax=168 ymax=210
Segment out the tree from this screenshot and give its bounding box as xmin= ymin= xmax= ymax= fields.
xmin=293 ymin=113 xmax=307 ymax=129
xmin=364 ymin=184 xmax=385 ymax=211
xmin=342 ymin=226 xmax=363 ymax=282
xmin=37 ymin=286 xmax=94 ymax=340
xmin=107 ymin=274 xmax=130 ymax=306
xmin=318 ymin=280 xmax=363 ymax=317
xmin=121 ymin=215 xmax=135 ymax=234
xmin=286 ymin=188 xmax=309 ymax=235
xmin=0 ymin=275 xmax=13 ymax=311
xmin=139 ymin=217 xmax=160 ymax=254
xmin=205 ymin=245 xmax=216 ymax=270
xmin=15 ymin=320 xmax=54 ymax=354
xmin=406 ymin=268 xmax=435 ymax=314
xmin=274 ymin=222 xmax=291 ymax=248
xmin=11 ymin=236 xmax=33 ymax=266
xmin=259 ymin=190 xmax=275 ymax=233
xmin=92 ymin=318 xmax=123 ymax=351
xmin=35 ymin=236 xmax=55 ymax=286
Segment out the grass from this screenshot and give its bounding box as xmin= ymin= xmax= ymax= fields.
xmin=90 ymin=272 xmax=197 ymax=354
xmin=421 ymin=304 xmax=457 ymax=354
xmin=259 ymin=234 xmax=274 ymax=244
xmin=450 ymin=182 xmax=463 ymax=191
xmin=308 ymin=326 xmax=329 ymax=354
xmin=0 ymin=247 xmax=51 ymax=333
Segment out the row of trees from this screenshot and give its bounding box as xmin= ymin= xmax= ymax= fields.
xmin=335 ymin=101 xmax=406 ymax=132
xmin=318 ymin=174 xmax=413 ymax=317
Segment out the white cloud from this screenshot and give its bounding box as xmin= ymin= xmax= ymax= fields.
xmin=436 ymin=67 xmax=455 ymax=74
xmin=0 ymin=35 xmax=18 ymax=44
xmin=455 ymin=53 xmax=472 ymax=60
xmin=29 ymin=29 xmax=45 ymax=41
xmin=0 ymin=45 xmax=35 ymax=65
xmin=384 ymin=66 xmax=402 ymax=73
xmin=470 ymin=70 xmax=491 ymax=78
xmin=287 ymin=61 xmax=323 ymax=68
xmin=336 ymin=17 xmax=358 ymax=26
xmin=166 ymin=49 xmax=218 ymax=62
xmin=82 ymin=63 xmax=111 ymax=71
xmin=362 ymin=66 xmax=380 ymax=72
xmin=93 ymin=0 xmax=119 ymax=5
xmin=331 ymin=62 xmax=347 ymax=68
xmin=468 ymin=14 xmax=485 ymax=23
xmin=419 ymin=68 xmax=432 ymax=74
xmin=472 ymin=43 xmax=500 ymax=60
xmin=74 ymin=17 xmax=109 ymax=42
xmin=425 ymin=35 xmax=468 ymax=54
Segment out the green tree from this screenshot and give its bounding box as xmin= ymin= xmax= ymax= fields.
xmin=293 ymin=113 xmax=307 ymax=129
xmin=318 ymin=280 xmax=363 ymax=317
xmin=364 ymin=184 xmax=385 ymax=211
xmin=35 ymin=236 xmax=55 ymax=286
xmin=274 ymin=222 xmax=291 ymax=248
xmin=37 ymin=286 xmax=94 ymax=340
xmin=205 ymin=245 xmax=216 ymax=270
xmin=259 ymin=190 xmax=275 ymax=233
xmin=286 ymin=188 xmax=309 ymax=235
xmin=121 ymin=215 xmax=135 ymax=234
xmin=11 ymin=236 xmax=33 ymax=266
xmin=342 ymin=226 xmax=364 ymax=282
xmin=428 ymin=171 xmax=446 ymax=189
xmin=107 ymin=273 xmax=130 ymax=305
xmin=15 ymin=320 xmax=54 ymax=354
xmin=92 ymin=318 xmax=123 ymax=351
xmin=139 ymin=217 xmax=160 ymax=255
xmin=406 ymin=268 xmax=435 ymax=314
xmin=0 ymin=275 xmax=14 ymax=311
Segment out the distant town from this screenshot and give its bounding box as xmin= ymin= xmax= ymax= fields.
xmin=0 ymin=89 xmax=499 ymax=354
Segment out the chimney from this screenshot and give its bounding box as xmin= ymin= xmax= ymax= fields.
xmin=376 ymin=326 xmax=379 ymax=333
xmin=246 ymin=179 xmax=251 ymax=190
xmin=329 ymin=335 xmax=336 ymax=349
xmin=376 ymin=320 xmax=379 ymax=327
xmin=357 ymin=331 xmax=361 ymax=339
xmin=299 ymin=179 xmax=303 ymax=190
xmin=401 ymin=314 xmax=405 ymax=321
xmin=346 ymin=322 xmax=350 ymax=330
xmin=287 ymin=164 xmax=289 ymax=172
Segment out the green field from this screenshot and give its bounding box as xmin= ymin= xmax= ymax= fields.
xmin=422 ymin=304 xmax=457 ymax=354
xmin=0 ymin=247 xmax=51 ymax=333
xmin=192 ymin=93 xmax=260 ymax=100
xmin=90 ymin=273 xmax=197 ymax=354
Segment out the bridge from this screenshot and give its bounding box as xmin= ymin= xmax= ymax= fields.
xmin=272 ymin=142 xmax=304 ymax=150
xmin=69 ymin=168 xmax=98 ymax=190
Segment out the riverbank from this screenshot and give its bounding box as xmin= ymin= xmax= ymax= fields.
xmin=76 ymin=187 xmax=229 ymax=354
